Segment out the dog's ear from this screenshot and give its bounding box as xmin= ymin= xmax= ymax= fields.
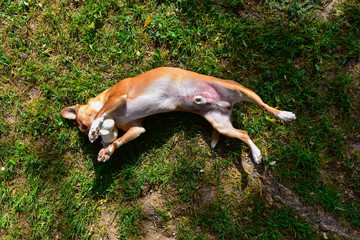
xmin=61 ymin=105 xmax=78 ymax=120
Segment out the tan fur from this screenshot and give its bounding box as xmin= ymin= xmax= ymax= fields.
xmin=61 ymin=67 xmax=296 ymax=162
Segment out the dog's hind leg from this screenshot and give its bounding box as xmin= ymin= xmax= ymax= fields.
xmin=204 ymin=111 xmax=262 ymax=163
xmin=211 ymin=129 xmax=220 ymax=148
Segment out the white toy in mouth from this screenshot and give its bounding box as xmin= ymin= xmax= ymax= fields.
xmin=99 ymin=119 xmax=118 ymax=145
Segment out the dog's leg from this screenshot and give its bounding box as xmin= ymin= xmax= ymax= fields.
xmin=98 ymin=124 xmax=145 ymax=162
xmin=88 ymin=95 xmax=127 ymax=142
xmin=204 ymin=111 xmax=262 ymax=163
xmin=211 ymin=129 xmax=220 ymax=148
xmin=238 ymin=87 xmax=296 ymax=122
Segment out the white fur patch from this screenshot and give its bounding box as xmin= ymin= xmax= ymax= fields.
xmin=211 ymin=139 xmax=218 ymax=148
xmin=89 ymin=101 xmax=103 ymax=112
xmin=248 ymin=139 xmax=262 ymax=164
xmin=114 ymin=141 xmax=122 ymax=148
xmin=275 ymin=111 xmax=296 ymax=122
xmin=125 ymin=77 xmax=178 ymax=120
xmin=107 ymin=145 xmax=114 ymax=153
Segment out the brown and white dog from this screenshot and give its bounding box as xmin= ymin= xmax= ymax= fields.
xmin=61 ymin=67 xmax=296 ymax=162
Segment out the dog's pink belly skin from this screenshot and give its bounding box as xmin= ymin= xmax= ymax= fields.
xmin=190 ymin=81 xmax=221 ymax=103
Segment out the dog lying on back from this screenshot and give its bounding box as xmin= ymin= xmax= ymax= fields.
xmin=61 ymin=67 xmax=296 ymax=162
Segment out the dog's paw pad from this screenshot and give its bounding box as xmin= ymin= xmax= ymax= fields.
xmin=97 ymin=149 xmax=110 ymax=162
xmin=89 ymin=125 xmax=102 ymax=142
xmin=97 ymin=145 xmax=114 ymax=162
xmin=88 ymin=118 xmax=105 ymax=142
xmin=88 ymin=128 xmax=99 ymax=142
xmin=98 ymin=154 xmax=110 ymax=162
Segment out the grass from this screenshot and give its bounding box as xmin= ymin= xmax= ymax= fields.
xmin=1 ymin=0 xmax=360 ymax=239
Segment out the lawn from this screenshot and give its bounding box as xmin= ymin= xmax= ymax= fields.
xmin=0 ymin=0 xmax=359 ymax=239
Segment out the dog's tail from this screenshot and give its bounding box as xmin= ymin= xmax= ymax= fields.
xmin=239 ymin=84 xmax=296 ymax=122
xmin=214 ymin=79 xmax=296 ymax=122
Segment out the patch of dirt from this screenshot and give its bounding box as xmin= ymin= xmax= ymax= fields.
xmin=98 ymin=207 xmax=119 ymax=240
xmin=28 ymin=88 xmax=40 ymax=101
xmin=140 ymin=190 xmax=177 ymax=240
xmin=198 ymin=186 xmax=217 ymax=204
xmin=349 ymin=142 xmax=360 ymax=154
xmin=142 ymin=220 xmax=176 ymax=240
xmin=240 ymin=155 xmax=360 ymax=239
xmin=221 ymin=164 xmax=242 ymax=196
xmin=320 ymin=0 xmax=345 ymax=20
xmin=141 ymin=191 xmax=166 ymax=218
xmin=5 ymin=115 xmax=16 ymax=124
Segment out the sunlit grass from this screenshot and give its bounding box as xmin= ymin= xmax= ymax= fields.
xmin=1 ymin=0 xmax=359 ymax=238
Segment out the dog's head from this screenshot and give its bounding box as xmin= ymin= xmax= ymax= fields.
xmin=61 ymin=104 xmax=98 ymax=134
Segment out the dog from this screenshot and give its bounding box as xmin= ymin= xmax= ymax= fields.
xmin=61 ymin=67 xmax=296 ymax=162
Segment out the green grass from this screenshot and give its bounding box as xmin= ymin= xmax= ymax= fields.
xmin=1 ymin=0 xmax=360 ymax=239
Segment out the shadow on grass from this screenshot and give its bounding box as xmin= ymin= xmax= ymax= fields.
xmin=88 ymin=111 xmax=257 ymax=200
xmin=88 ymin=112 xmax=221 ymax=197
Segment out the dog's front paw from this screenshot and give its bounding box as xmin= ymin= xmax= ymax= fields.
xmin=88 ymin=126 xmax=100 ymax=143
xmin=98 ymin=144 xmax=115 ymax=162
xmin=88 ymin=118 xmax=103 ymax=142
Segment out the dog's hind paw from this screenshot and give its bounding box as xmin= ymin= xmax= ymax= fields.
xmin=248 ymin=139 xmax=262 ymax=164
xmin=251 ymin=147 xmax=262 ymax=164
xmin=275 ymin=111 xmax=296 ymax=122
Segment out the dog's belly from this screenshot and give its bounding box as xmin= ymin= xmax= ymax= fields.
xmin=125 ymin=94 xmax=179 ymax=119
xmin=113 ymin=77 xmax=179 ymax=123
xmin=112 ymin=77 xmax=232 ymax=125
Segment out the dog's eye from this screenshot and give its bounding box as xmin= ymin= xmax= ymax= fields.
xmin=81 ymin=123 xmax=88 ymax=130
